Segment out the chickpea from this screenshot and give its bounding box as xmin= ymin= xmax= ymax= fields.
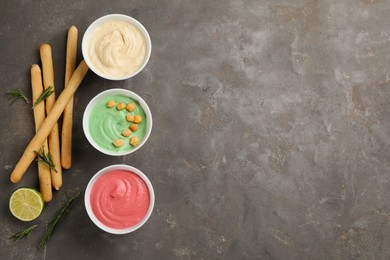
xmin=126 ymin=114 xmax=134 ymax=122
xmin=133 ymin=115 xmax=143 ymax=124
xmin=130 ymin=136 xmax=140 ymax=146
xmin=122 ymin=128 xmax=132 ymax=137
xmin=107 ymin=100 xmax=115 ymax=108
xmin=129 ymin=123 xmax=138 ymax=132
xmin=126 ymin=103 xmax=135 ymax=112
xmin=117 ymin=102 xmax=126 ymax=110
xmin=113 ymin=139 xmax=124 ymax=147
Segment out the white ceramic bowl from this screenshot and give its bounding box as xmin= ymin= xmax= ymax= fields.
xmin=85 ymin=164 xmax=155 ymax=234
xmin=83 ymin=88 xmax=153 ymax=156
xmin=82 ymin=14 xmax=152 ymax=80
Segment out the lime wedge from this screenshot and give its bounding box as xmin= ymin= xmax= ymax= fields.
xmin=9 ymin=188 xmax=44 ymax=221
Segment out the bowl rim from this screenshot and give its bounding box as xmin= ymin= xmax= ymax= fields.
xmin=81 ymin=13 xmax=152 ymax=81
xmin=84 ymin=164 xmax=155 ymax=234
xmin=82 ymin=88 xmax=153 ymax=156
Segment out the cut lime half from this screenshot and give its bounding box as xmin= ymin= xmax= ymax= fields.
xmin=9 ymin=188 xmax=44 ymax=221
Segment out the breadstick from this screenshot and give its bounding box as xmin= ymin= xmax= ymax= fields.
xmin=40 ymin=43 xmax=62 ymax=190
xmin=31 ymin=64 xmax=52 ymax=202
xmin=10 ymin=60 xmax=89 ymax=183
xmin=61 ymin=26 xmax=78 ymax=169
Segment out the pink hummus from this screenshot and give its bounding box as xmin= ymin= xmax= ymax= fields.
xmin=90 ymin=169 xmax=150 ymax=229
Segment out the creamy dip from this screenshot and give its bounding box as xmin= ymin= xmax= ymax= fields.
xmin=90 ymin=169 xmax=150 ymax=229
xmin=88 ymin=20 xmax=146 ymax=78
xmin=88 ymin=94 xmax=147 ymax=153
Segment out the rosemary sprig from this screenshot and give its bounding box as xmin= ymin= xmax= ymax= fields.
xmin=38 ymin=193 xmax=80 ymax=249
xmin=32 ymin=86 xmax=53 ymax=109
xmin=34 ymin=147 xmax=58 ymax=173
xmin=7 ymin=89 xmax=29 ymax=105
xmin=10 ymin=224 xmax=39 ymax=242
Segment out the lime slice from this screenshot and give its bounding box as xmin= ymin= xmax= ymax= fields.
xmin=9 ymin=188 xmax=44 ymax=221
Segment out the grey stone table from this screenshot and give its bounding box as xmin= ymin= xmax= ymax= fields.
xmin=1 ymin=0 xmax=390 ymax=259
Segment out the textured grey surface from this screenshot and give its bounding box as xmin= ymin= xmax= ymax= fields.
xmin=1 ymin=0 xmax=390 ymax=259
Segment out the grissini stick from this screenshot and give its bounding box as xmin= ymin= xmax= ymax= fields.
xmin=10 ymin=60 xmax=89 ymax=183
xmin=61 ymin=26 xmax=78 ymax=170
xmin=31 ymin=64 xmax=52 ymax=202
xmin=40 ymin=43 xmax=62 ymax=190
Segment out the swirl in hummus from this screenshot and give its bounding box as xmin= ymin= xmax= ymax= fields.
xmin=90 ymin=169 xmax=151 ymax=229
xmin=88 ymin=20 xmax=146 ymax=78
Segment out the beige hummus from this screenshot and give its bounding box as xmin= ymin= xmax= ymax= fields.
xmin=88 ymin=20 xmax=146 ymax=78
